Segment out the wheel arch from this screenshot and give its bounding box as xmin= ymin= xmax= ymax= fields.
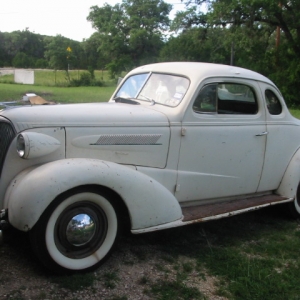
xmin=42 ymin=184 xmax=131 ymax=233
xmin=276 ymin=147 xmax=300 ymax=198
xmin=5 ymin=158 xmax=182 ymax=232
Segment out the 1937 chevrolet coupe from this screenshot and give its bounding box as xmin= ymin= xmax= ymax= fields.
xmin=0 ymin=62 xmax=299 ymax=273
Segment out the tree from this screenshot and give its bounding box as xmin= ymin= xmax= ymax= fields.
xmin=82 ymin=33 xmax=109 ymax=72
xmin=12 ymin=52 xmax=34 ymax=68
xmin=207 ymin=0 xmax=300 ymax=57
xmin=176 ymin=0 xmax=300 ymax=105
xmin=44 ymin=35 xmax=82 ymax=81
xmin=0 ymin=29 xmax=47 ymax=67
xmin=87 ymin=0 xmax=172 ymax=76
xmin=160 ymin=27 xmax=230 ymax=63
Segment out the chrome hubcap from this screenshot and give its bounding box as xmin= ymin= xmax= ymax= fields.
xmin=66 ymin=214 xmax=96 ymax=246
xmin=55 ymin=201 xmax=108 ymax=259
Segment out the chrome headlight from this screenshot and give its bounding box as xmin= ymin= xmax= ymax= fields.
xmin=16 ymin=134 xmax=28 ymax=158
xmin=16 ymin=132 xmax=61 ymax=159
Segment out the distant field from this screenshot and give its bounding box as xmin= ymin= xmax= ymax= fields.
xmin=0 ymin=83 xmax=116 ymax=103
xmin=0 ymin=69 xmax=116 ymax=86
xmin=0 ymin=69 xmax=121 ymax=103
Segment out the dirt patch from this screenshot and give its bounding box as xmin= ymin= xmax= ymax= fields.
xmin=0 ymin=228 xmax=227 ymax=300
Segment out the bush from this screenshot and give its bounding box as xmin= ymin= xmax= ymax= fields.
xmin=70 ymin=72 xmax=103 ymax=87
xmin=35 ymin=58 xmax=48 ymax=69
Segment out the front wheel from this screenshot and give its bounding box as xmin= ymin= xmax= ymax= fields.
xmin=29 ymin=188 xmax=119 ymax=273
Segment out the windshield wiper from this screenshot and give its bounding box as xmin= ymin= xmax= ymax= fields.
xmin=113 ymin=97 xmax=140 ymax=105
xmin=139 ymin=95 xmax=156 ymax=106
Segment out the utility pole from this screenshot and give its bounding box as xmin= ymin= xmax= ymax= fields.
xmin=230 ymin=42 xmax=235 ymax=66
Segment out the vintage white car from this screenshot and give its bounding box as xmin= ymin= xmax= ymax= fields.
xmin=0 ymin=62 xmax=300 ymax=273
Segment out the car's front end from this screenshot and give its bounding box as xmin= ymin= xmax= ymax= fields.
xmin=0 ymin=116 xmax=16 ymax=242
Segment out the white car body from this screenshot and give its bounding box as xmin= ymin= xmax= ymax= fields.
xmin=1 ymin=62 xmax=300 ymax=272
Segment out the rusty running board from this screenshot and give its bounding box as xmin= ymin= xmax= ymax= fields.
xmin=132 ymin=195 xmax=294 ymax=234
xmin=182 ymin=195 xmax=293 ymax=223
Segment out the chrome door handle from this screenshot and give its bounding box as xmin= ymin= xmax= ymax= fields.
xmin=255 ymin=131 xmax=268 ymax=136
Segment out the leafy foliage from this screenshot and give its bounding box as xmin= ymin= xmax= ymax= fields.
xmin=87 ymin=0 xmax=172 ymax=77
xmin=166 ymin=0 xmax=300 ymax=105
xmin=0 ymin=29 xmax=45 ymax=67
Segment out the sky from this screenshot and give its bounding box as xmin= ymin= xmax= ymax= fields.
xmin=0 ymin=0 xmax=186 ymax=42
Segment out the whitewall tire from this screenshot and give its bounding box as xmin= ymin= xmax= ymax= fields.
xmin=29 ymin=188 xmax=118 ymax=273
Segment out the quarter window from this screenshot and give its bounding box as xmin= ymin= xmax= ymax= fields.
xmin=193 ymin=83 xmax=258 ymax=115
xmin=265 ymin=89 xmax=282 ymax=115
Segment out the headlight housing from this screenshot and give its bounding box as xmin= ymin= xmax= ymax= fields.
xmin=16 ymin=132 xmax=61 ymax=159
xmin=16 ymin=134 xmax=27 ymax=158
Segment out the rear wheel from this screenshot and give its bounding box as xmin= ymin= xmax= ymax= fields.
xmin=29 ymin=188 xmax=118 ymax=273
xmin=288 ymin=184 xmax=300 ymax=218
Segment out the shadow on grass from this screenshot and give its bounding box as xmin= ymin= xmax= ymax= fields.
xmin=118 ymin=204 xmax=294 ymax=258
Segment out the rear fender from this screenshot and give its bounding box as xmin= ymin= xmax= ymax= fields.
xmin=5 ymin=158 xmax=182 ymax=232
xmin=276 ymin=148 xmax=300 ymax=198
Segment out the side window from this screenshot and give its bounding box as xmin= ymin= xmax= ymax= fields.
xmin=193 ymin=84 xmax=217 ymax=113
xmin=217 ymin=83 xmax=257 ymax=114
xmin=265 ymin=89 xmax=282 ymax=115
xmin=193 ymin=83 xmax=258 ymax=115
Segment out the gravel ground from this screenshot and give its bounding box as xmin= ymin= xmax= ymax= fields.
xmin=0 ymin=226 xmax=227 ymax=300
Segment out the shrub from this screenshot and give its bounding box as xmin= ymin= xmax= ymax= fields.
xmin=70 ymin=72 xmax=104 ymax=87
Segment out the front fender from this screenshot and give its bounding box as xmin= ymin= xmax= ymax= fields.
xmin=5 ymin=158 xmax=182 ymax=231
xmin=276 ymin=148 xmax=300 ymax=198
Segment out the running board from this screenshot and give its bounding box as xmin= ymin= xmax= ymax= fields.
xmin=132 ymin=195 xmax=293 ymax=234
xmin=182 ymin=195 xmax=293 ymax=223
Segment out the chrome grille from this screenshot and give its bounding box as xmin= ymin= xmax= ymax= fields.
xmin=0 ymin=121 xmax=16 ymax=178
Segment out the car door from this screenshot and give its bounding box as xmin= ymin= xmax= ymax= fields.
xmin=176 ymin=78 xmax=267 ymax=203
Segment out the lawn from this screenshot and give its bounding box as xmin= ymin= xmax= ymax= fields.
xmin=2 ymin=206 xmax=300 ymax=299
xmin=0 ymin=69 xmax=119 ymax=103
xmin=0 ymin=83 xmax=116 ymax=103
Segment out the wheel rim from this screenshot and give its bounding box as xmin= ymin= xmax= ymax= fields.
xmin=54 ymin=202 xmax=108 ymax=259
xmin=45 ymin=192 xmax=118 ymax=270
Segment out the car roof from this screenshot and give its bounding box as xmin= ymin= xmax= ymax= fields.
xmin=129 ymin=62 xmax=275 ymax=86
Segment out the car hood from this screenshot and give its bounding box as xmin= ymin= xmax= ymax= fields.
xmin=1 ymin=102 xmax=170 ymax=132
xmin=1 ymin=102 xmax=171 ymax=169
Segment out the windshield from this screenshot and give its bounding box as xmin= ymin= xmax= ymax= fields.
xmin=115 ymin=73 xmax=189 ymax=107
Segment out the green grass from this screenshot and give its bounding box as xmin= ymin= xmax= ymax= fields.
xmin=195 ymin=219 xmax=300 ymax=300
xmin=34 ymin=69 xmax=112 ymax=86
xmin=0 ymin=69 xmax=119 ymax=104
xmin=148 ymin=280 xmax=206 ymax=300
xmin=0 ymin=69 xmax=114 ymax=86
xmin=0 ymin=83 xmax=116 ymax=103
xmin=140 ymin=208 xmax=300 ymax=300
xmin=51 ymin=272 xmax=96 ymax=291
xmin=288 ymin=108 xmax=300 ymax=119
xmin=2 ymin=205 xmax=300 ymax=299
xmin=103 ymin=271 xmax=120 ymax=289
